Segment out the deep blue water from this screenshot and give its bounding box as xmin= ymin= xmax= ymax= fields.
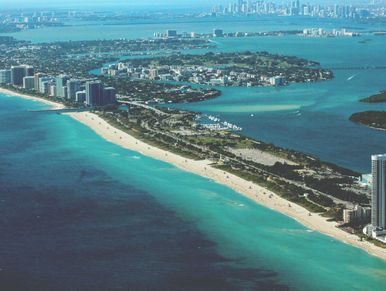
xmin=2 ymin=94 xmax=386 ymax=290
xmin=2 ymin=15 xmax=386 ymax=290
xmin=0 ymin=96 xmax=288 ymax=290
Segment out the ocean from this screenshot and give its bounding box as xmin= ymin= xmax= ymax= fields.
xmin=1 ymin=15 xmax=386 ymax=290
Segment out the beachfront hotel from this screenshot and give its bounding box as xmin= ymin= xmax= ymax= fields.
xmin=364 ymin=154 xmax=386 ymax=242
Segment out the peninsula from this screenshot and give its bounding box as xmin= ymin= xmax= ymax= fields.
xmin=102 ymin=51 xmax=333 ymax=87
xmin=360 ymin=90 xmax=386 ymax=103
xmin=350 ymin=111 xmax=386 ymax=131
xmin=349 ymin=91 xmax=386 ymax=131
xmin=2 ymin=87 xmax=386 ymax=262
xmin=2 ymin=34 xmax=386 ymax=261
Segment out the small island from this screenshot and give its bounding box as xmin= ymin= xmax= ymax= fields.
xmin=350 ymin=111 xmax=386 ymax=131
xmin=360 ymin=90 xmax=386 ymax=103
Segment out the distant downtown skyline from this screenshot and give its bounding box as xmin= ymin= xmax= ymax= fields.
xmin=0 ymin=0 xmax=373 ymax=9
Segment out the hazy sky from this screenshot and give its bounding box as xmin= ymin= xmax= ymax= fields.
xmin=0 ymin=0 xmax=222 ymax=8
xmin=0 ymin=0 xmax=367 ymax=9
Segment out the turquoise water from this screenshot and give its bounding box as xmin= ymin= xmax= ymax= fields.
xmin=2 ymin=16 xmax=386 ymax=289
xmin=3 ymin=17 xmax=386 ymax=172
xmin=3 ymin=16 xmax=381 ymax=43
xmin=1 ymin=93 xmax=386 ymax=290
xmin=170 ymin=35 xmax=386 ymax=173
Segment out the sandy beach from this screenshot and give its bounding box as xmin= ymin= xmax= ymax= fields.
xmin=2 ymin=88 xmax=386 ymax=261
xmin=0 ymin=88 xmax=65 ymax=110
xmin=67 ymin=110 xmax=386 ymax=262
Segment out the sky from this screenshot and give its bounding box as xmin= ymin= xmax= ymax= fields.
xmin=0 ymin=0 xmax=369 ymax=9
xmin=0 ymin=0 xmax=220 ymax=8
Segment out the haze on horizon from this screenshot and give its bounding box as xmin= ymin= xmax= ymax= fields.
xmin=0 ymin=0 xmax=369 ymax=9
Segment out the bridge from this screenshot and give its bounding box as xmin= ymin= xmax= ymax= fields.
xmin=118 ymin=100 xmax=169 ymax=116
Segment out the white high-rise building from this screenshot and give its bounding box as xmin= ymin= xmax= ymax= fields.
xmin=23 ymin=76 xmax=35 ymax=90
xmin=0 ymin=69 xmax=11 ymax=84
xmin=66 ymin=79 xmax=81 ymax=100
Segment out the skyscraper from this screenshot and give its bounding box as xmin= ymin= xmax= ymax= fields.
xmin=85 ymin=81 xmax=116 ymax=107
xmin=34 ymin=73 xmax=44 ymax=92
xmin=166 ymin=30 xmax=177 ymax=38
xmin=371 ymin=154 xmax=386 ymax=229
xmin=55 ymin=75 xmax=69 ymax=98
xmin=76 ymin=90 xmax=86 ymax=103
xmin=103 ymin=87 xmax=117 ymax=105
xmin=0 ymin=70 xmax=11 ymax=84
xmin=25 ymin=66 xmax=35 ymax=77
xmin=23 ymin=76 xmax=35 ymax=90
xmin=86 ymin=81 xmax=103 ymax=106
xmin=66 ymin=79 xmax=81 ymax=100
xmin=213 ymin=28 xmax=224 ymax=37
xmin=11 ymin=65 xmax=34 ymax=86
xmin=38 ymin=76 xmax=53 ymax=94
xmin=11 ymin=66 xmax=27 ymax=86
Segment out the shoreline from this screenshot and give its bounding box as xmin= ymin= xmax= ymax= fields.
xmin=68 ymin=111 xmax=386 ymax=262
xmin=0 ymin=88 xmax=65 ymax=110
xmin=3 ymin=89 xmax=386 ymax=261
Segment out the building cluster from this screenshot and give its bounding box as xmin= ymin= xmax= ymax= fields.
xmin=102 ymin=62 xmax=286 ymax=87
xmin=0 ymin=65 xmax=116 ymax=107
xmin=363 ymin=154 xmax=386 ymax=243
xmin=154 ymin=29 xmax=197 ymax=39
xmin=0 ymin=11 xmax=61 ymax=30
xmin=154 ymin=28 xmax=225 ymax=39
xmin=343 ymin=205 xmax=371 ymax=224
xmin=211 ymin=0 xmax=383 ymax=19
xmin=302 ymin=28 xmax=360 ymax=37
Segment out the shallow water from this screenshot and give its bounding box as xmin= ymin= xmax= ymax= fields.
xmin=2 ymin=15 xmax=386 ymax=289
xmin=1 ymin=94 xmax=386 ymax=290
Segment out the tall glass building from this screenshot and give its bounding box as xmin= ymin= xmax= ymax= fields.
xmin=371 ymin=154 xmax=386 ymax=229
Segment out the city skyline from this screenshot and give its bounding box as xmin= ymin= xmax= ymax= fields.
xmin=0 ymin=0 xmax=374 ymax=9
xmin=1 ymin=0 xmax=386 ymax=289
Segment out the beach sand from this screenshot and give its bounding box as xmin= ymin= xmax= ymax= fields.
xmin=3 ymin=89 xmax=386 ymax=261
xmin=68 ymin=110 xmax=386 ymax=262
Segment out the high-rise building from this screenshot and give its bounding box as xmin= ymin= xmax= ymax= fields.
xmin=23 ymin=76 xmax=35 ymax=90
xmin=11 ymin=66 xmax=27 ymax=86
xmin=34 ymin=73 xmax=44 ymax=92
xmin=66 ymin=79 xmax=81 ymax=100
xmin=10 ymin=65 xmax=34 ymax=86
xmin=364 ymin=154 xmax=386 ymax=242
xmin=38 ymin=76 xmax=53 ymax=94
xmin=40 ymin=81 xmax=50 ymax=95
xmin=63 ymin=86 xmax=68 ymax=99
xmin=86 ymin=81 xmax=103 ymax=106
xmin=55 ymin=74 xmax=69 ymax=97
xmin=0 ymin=69 xmax=11 ymax=84
xmin=85 ymin=81 xmax=116 ymax=106
xmin=371 ymin=154 xmax=386 ymax=229
xmin=213 ymin=28 xmax=224 ymax=37
xmin=103 ymin=87 xmax=117 ymax=105
xmin=25 ymin=66 xmax=35 ymax=77
xmin=49 ymin=84 xmax=56 ymax=97
xmin=166 ymin=30 xmax=177 ymax=38
xmin=75 ymin=90 xmax=86 ymax=103
xmin=343 ymin=205 xmax=371 ymax=224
